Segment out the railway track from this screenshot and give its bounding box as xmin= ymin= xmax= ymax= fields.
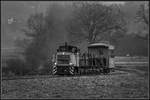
xmin=2 ymin=70 xmax=129 ymax=81
xmin=2 ymin=74 xmax=95 ymax=80
xmin=2 ymin=75 xmax=60 ymax=80
xmin=2 ymin=74 xmax=102 ymax=80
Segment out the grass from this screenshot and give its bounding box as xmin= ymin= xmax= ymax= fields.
xmin=2 ymin=66 xmax=149 ymax=99
xmin=1 ymin=54 xmax=149 ymax=99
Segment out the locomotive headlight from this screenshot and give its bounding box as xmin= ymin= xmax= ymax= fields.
xmin=69 ymin=62 xmax=73 ymax=65
xmin=54 ymin=62 xmax=57 ymax=65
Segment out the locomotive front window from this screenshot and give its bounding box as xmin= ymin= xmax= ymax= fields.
xmin=57 ymin=55 xmax=70 ymax=64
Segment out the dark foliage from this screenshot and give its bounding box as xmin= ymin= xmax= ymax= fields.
xmin=4 ymin=58 xmax=29 ymax=76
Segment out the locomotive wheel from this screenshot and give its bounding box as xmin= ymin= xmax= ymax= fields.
xmin=74 ymin=67 xmax=79 ymax=75
xmin=108 ymin=68 xmax=110 ymax=73
xmin=103 ymin=68 xmax=110 ymax=74
xmin=99 ymin=68 xmax=103 ymax=74
xmin=79 ymin=68 xmax=82 ymax=75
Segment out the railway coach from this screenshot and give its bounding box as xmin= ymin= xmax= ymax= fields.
xmin=52 ymin=42 xmax=115 ymax=75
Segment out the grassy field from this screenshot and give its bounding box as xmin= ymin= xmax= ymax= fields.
xmin=2 ymin=65 xmax=149 ymax=99
xmin=1 ymin=50 xmax=149 ymax=99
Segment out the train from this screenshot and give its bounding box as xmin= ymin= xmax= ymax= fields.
xmin=52 ymin=42 xmax=115 ymax=75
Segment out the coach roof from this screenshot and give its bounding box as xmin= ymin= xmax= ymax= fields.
xmin=88 ymin=42 xmax=109 ymax=48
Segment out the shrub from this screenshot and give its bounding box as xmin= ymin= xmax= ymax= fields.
xmin=37 ymin=61 xmax=53 ymax=75
xmin=2 ymin=67 xmax=14 ymax=77
xmin=5 ymin=58 xmax=29 ymax=76
xmin=4 ymin=57 xmax=54 ymax=76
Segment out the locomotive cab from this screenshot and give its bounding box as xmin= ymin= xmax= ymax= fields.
xmin=52 ymin=42 xmax=80 ymax=75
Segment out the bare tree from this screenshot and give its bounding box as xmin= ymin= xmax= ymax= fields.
xmin=22 ymin=12 xmax=57 ymax=73
xmin=134 ymin=2 xmax=149 ymax=40
xmin=22 ymin=13 xmax=46 ymax=71
xmin=67 ymin=3 xmax=126 ymax=44
xmin=21 ymin=4 xmax=69 ymax=73
xmin=136 ymin=3 xmax=149 ymax=26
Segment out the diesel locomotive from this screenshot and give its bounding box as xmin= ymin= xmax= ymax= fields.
xmin=52 ymin=42 xmax=115 ymax=75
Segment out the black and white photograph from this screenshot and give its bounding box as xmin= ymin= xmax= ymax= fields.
xmin=1 ymin=1 xmax=149 ymax=99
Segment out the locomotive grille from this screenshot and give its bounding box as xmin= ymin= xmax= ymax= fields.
xmin=57 ymin=55 xmax=70 ymax=64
